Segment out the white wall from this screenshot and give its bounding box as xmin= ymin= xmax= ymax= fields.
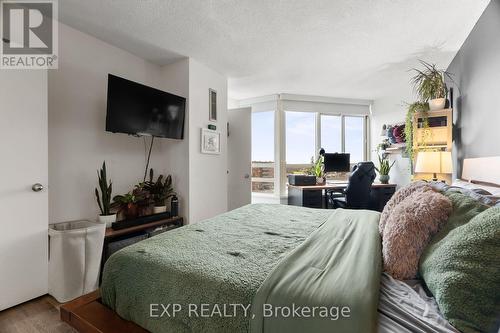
xmin=188 ymin=59 xmax=228 ymax=223
xmin=158 ymin=59 xmax=190 ymax=220
xmin=49 ymin=24 xmax=228 ymax=224
xmin=48 ymin=24 xmax=185 ymax=223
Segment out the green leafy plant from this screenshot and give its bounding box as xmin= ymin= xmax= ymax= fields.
xmin=411 ymin=60 xmax=450 ymax=101
xmin=375 ymin=154 xmax=395 ymax=176
xmin=405 ymin=102 xmax=429 ymax=160
xmin=310 ymin=156 xmax=324 ymax=178
xmin=95 ymin=161 xmax=113 ymax=216
xmin=142 ymin=169 xmax=175 ymax=207
xmin=112 ymin=187 xmax=151 ymax=219
xmin=113 ymin=188 xmax=150 ymax=206
xmin=113 ymin=192 xmax=137 ymax=205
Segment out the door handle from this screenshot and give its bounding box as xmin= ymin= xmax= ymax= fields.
xmin=32 ymin=183 xmax=44 ymax=192
xmin=244 ymin=174 xmax=250 ymax=179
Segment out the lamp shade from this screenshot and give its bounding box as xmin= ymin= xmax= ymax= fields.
xmin=440 ymin=151 xmax=453 ymax=174
xmin=415 ymin=151 xmax=453 ymax=174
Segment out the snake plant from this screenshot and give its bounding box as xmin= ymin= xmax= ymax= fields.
xmin=95 ymin=161 xmax=112 ymax=216
xmin=375 ymin=154 xmax=395 ymax=176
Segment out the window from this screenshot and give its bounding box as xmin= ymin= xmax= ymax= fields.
xmin=344 ymin=116 xmax=365 ymax=163
xmin=247 ymin=97 xmax=369 ymax=198
xmin=285 ymin=111 xmax=315 ymax=164
xmin=320 ymin=115 xmax=341 ymax=154
xmin=284 ymin=112 xmax=367 ymax=181
xmin=251 ymin=111 xmax=274 ymax=193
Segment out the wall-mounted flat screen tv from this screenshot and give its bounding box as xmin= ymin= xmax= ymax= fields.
xmin=106 ymin=74 xmax=186 ymax=139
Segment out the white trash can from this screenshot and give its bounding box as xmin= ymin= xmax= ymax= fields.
xmin=48 ymin=220 xmax=106 ymax=303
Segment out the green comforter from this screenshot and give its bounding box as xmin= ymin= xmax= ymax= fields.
xmin=101 ymin=204 xmax=382 ymax=333
xmin=251 ymin=208 xmax=382 ymax=333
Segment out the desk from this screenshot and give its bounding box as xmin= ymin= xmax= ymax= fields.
xmin=288 ymin=183 xmax=396 ymax=211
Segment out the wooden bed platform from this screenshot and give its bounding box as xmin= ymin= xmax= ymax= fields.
xmin=60 ymin=290 xmax=148 ymax=333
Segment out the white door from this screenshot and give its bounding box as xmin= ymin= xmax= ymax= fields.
xmin=227 ymin=108 xmax=252 ymax=210
xmin=0 ymin=70 xmax=48 ymax=310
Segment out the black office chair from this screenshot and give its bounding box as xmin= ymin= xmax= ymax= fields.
xmin=327 ymin=162 xmax=376 ymax=209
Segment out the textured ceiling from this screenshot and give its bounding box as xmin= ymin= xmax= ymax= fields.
xmin=58 ymin=0 xmax=490 ymax=100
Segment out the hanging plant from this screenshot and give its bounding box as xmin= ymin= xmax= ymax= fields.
xmin=405 ymin=102 xmax=429 ymax=162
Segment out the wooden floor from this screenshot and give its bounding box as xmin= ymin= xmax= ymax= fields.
xmin=0 ymin=295 xmax=77 ymax=333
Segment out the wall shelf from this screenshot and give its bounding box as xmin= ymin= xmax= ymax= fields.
xmin=385 ymin=143 xmax=406 ymax=152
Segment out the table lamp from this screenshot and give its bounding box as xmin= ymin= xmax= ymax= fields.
xmin=415 ymin=151 xmax=452 ymax=181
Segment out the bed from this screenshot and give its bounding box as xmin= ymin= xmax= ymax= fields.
xmin=61 ymin=157 xmax=500 ymax=333
xmin=101 ymin=204 xmax=382 ymax=333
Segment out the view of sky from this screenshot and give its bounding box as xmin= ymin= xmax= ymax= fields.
xmin=251 ymin=111 xmax=274 ymax=162
xmin=321 ymin=115 xmax=342 ymax=156
xmin=344 ymin=116 xmax=364 ymax=162
xmin=285 ymin=112 xmax=315 ymax=164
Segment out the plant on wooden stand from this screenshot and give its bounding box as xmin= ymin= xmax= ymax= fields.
xmin=375 ymin=154 xmax=395 ymax=184
xmin=142 ymin=169 xmax=176 ymax=214
xmin=95 ymin=161 xmax=116 ymax=227
xmin=112 ymin=188 xmax=151 ymax=220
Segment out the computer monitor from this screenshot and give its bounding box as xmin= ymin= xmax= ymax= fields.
xmin=324 ymin=153 xmax=350 ymax=172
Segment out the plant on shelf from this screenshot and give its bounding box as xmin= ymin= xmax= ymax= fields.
xmin=404 ymin=101 xmax=430 ymax=163
xmin=112 ymin=187 xmax=151 ymax=220
xmin=95 ymin=161 xmax=116 ymax=226
xmin=377 ymin=138 xmax=390 ymax=152
xmin=375 ymin=154 xmax=395 ymax=184
xmin=142 ymin=168 xmax=176 ymax=213
xmin=411 ymin=60 xmax=452 ymax=111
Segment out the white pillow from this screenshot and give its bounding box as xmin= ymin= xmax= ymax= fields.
xmin=452 ymin=179 xmax=500 ymax=196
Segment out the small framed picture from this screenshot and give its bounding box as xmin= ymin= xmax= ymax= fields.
xmin=201 ymin=128 xmax=221 ymax=154
xmin=209 ymin=88 xmax=217 ymax=122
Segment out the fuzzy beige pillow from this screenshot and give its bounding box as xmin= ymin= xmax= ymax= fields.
xmin=379 ymin=181 xmax=433 ymax=235
xmin=382 ymin=190 xmax=452 ymax=280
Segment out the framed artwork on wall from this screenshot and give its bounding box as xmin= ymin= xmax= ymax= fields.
xmin=201 ymin=128 xmax=221 ymax=154
xmin=209 ymin=88 xmax=217 ymax=122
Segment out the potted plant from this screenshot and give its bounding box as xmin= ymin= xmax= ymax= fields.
xmin=375 ymin=154 xmax=395 ymax=184
xmin=411 ymin=61 xmax=451 ymax=111
xmin=310 ymin=155 xmax=325 ymax=185
xmin=142 ymin=169 xmax=175 ymax=214
xmin=112 ymin=188 xmax=151 ymax=220
xmin=95 ymin=161 xmax=116 ymax=227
